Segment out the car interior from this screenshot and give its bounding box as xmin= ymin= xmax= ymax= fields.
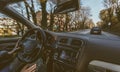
xmin=0 ymin=0 xmax=120 ymax=72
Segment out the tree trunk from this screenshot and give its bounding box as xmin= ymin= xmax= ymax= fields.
xmin=24 ymin=1 xmax=30 ymax=20
xmin=31 ymin=0 xmax=37 ymax=25
xmin=41 ymin=1 xmax=47 ymax=29
xmin=49 ymin=13 xmax=54 ymax=31
xmin=65 ymin=13 xmax=69 ymax=31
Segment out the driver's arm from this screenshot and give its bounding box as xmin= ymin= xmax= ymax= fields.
xmin=8 ymin=47 xmax=20 ymax=55
xmin=8 ymin=39 xmax=21 ymax=55
xmin=0 ymin=39 xmax=21 ymax=60
xmin=0 ymin=46 xmax=20 ymax=59
xmin=0 ymin=50 xmax=12 ymax=59
xmin=0 ymin=48 xmax=20 ymax=63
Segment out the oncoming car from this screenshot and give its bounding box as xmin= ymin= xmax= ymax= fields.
xmin=90 ymin=27 xmax=102 ymax=35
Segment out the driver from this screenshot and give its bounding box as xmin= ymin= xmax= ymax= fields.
xmin=0 ymin=39 xmax=21 ymax=62
xmin=0 ymin=47 xmax=19 ymax=61
xmin=0 ymin=39 xmax=38 ymax=72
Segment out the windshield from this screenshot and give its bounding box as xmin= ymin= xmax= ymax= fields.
xmin=0 ymin=0 xmax=119 ymax=34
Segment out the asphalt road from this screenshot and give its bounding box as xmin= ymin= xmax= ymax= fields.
xmin=70 ymin=29 xmax=120 ymax=41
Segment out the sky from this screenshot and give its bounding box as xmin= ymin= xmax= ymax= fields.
xmin=81 ymin=0 xmax=104 ymax=24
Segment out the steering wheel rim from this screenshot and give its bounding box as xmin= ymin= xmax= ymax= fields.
xmin=17 ymin=28 xmax=46 ymax=63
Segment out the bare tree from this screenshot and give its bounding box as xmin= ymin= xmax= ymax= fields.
xmin=79 ymin=7 xmax=91 ymax=29
xmin=23 ymin=0 xmax=30 ymax=20
xmin=24 ymin=0 xmax=37 ymax=24
xmin=40 ymin=0 xmax=48 ymax=29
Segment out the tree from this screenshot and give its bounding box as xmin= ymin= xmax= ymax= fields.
xmin=64 ymin=13 xmax=71 ymax=31
xmin=103 ymin=0 xmax=116 ymax=26
xmin=99 ymin=0 xmax=120 ymax=30
xmin=115 ymin=0 xmax=120 ymax=21
xmin=40 ymin=0 xmax=48 ymax=29
xmin=48 ymin=2 xmax=55 ymax=31
xmin=24 ymin=0 xmax=37 ymax=24
xmin=99 ymin=9 xmax=109 ymax=29
xmin=79 ymin=7 xmax=91 ymax=29
xmin=23 ymin=0 xmax=30 ymax=20
xmin=68 ymin=6 xmax=91 ymax=30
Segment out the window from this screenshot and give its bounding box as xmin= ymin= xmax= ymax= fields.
xmin=0 ymin=13 xmax=28 ymax=38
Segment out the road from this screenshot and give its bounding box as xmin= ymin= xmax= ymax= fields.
xmin=70 ymin=29 xmax=120 ymax=40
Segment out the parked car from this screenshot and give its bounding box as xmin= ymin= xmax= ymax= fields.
xmin=90 ymin=27 xmax=102 ymax=34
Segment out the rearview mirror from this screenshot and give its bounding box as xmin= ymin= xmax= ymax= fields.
xmin=54 ymin=0 xmax=79 ymax=13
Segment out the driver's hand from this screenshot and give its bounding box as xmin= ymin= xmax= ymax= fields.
xmin=21 ymin=64 xmax=36 ymax=72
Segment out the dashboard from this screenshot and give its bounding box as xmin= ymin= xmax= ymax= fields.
xmin=45 ymin=31 xmax=86 ymax=71
xmin=45 ymin=31 xmax=120 ymax=72
xmin=53 ymin=36 xmax=85 ymax=71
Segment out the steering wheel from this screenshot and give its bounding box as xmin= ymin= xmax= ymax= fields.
xmin=17 ymin=28 xmax=46 ymax=63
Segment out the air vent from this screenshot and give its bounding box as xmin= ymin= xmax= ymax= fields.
xmin=59 ymin=38 xmax=68 ymax=44
xmin=71 ymin=39 xmax=83 ymax=47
